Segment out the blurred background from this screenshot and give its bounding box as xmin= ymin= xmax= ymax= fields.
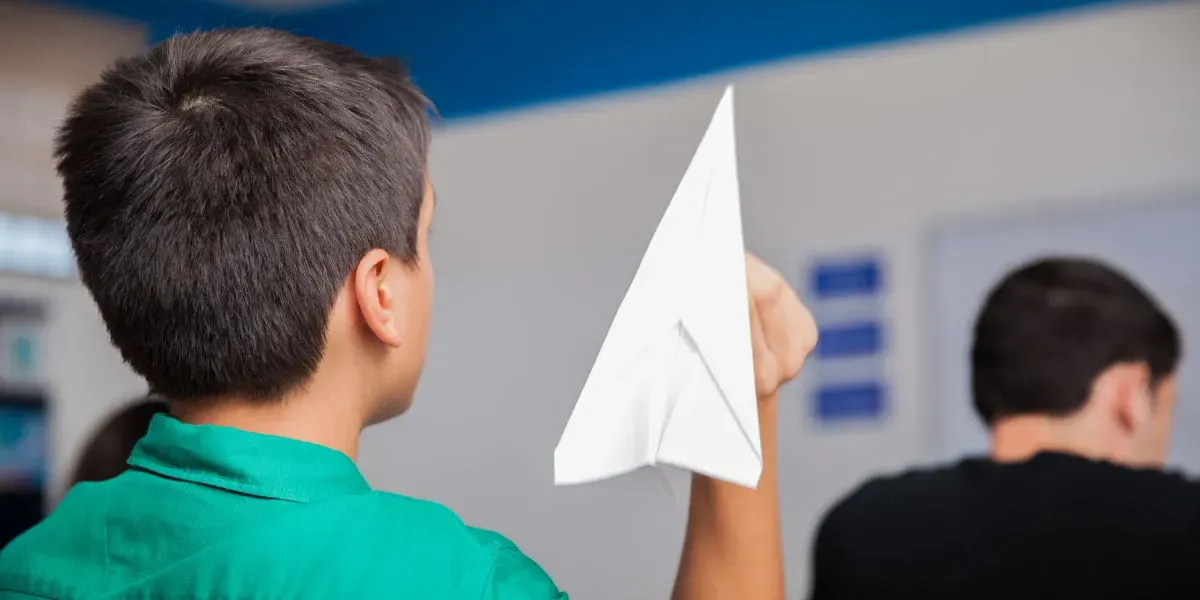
xmin=0 ymin=0 xmax=1197 ymax=596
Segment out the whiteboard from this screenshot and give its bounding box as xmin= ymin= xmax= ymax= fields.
xmin=928 ymin=198 xmax=1200 ymax=473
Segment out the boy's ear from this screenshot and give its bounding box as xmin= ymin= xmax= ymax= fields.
xmin=1108 ymin=363 xmax=1152 ymax=435
xmin=353 ymin=249 xmax=404 ymax=348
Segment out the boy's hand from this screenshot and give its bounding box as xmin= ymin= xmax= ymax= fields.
xmin=746 ymin=253 xmax=818 ymax=399
xmin=672 ymin=253 xmax=814 ymax=600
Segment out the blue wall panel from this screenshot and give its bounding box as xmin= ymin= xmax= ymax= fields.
xmin=51 ymin=0 xmax=1134 ymax=119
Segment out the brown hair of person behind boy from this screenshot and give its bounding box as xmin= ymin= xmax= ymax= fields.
xmin=69 ymin=397 xmax=168 ymax=487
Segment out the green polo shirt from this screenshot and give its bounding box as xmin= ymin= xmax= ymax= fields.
xmin=0 ymin=415 xmax=567 ymax=599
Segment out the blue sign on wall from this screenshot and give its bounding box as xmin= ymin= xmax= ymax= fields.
xmin=814 ymin=382 xmax=886 ymax=422
xmin=806 ymin=253 xmax=889 ymax=425
xmin=815 ymin=321 xmax=884 ymax=359
xmin=811 ymin=259 xmax=883 ymax=299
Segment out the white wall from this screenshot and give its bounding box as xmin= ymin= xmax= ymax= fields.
xmin=0 ymin=0 xmax=146 ymax=219
xmin=0 ymin=0 xmax=148 ymax=499
xmin=362 ymin=3 xmax=1200 ymax=597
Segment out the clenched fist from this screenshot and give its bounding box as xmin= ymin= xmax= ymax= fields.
xmin=746 ymin=253 xmax=818 ymax=399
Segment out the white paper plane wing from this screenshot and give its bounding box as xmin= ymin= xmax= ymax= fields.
xmin=553 ymin=86 xmax=761 ymax=494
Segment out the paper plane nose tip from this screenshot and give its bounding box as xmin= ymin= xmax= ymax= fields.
xmin=718 ymin=85 xmax=734 ymax=108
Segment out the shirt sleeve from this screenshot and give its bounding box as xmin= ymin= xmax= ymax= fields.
xmin=471 ymin=529 xmax=568 ymax=600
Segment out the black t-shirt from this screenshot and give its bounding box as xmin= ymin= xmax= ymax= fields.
xmin=810 ymin=452 xmax=1200 ymax=599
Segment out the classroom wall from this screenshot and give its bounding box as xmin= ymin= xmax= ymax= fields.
xmin=0 ymin=0 xmax=145 ymax=219
xmin=0 ymin=0 xmax=147 ymax=500
xmin=0 ymin=1 xmax=1197 ymax=597
xmin=358 ymin=3 xmax=1200 ymax=597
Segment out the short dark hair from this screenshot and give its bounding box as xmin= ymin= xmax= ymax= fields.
xmin=57 ymin=28 xmax=431 ymax=400
xmin=971 ymin=257 xmax=1181 ymax=425
xmin=70 ymin=397 xmax=168 ymax=486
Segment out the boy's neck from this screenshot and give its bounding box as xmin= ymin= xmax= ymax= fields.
xmin=989 ymin=414 xmax=1107 ymax=464
xmin=172 ymin=392 xmax=365 ymax=461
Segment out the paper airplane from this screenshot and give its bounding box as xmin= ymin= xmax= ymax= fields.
xmin=553 ymin=86 xmax=760 ymax=493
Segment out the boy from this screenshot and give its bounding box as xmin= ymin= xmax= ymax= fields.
xmin=0 ymin=28 xmax=816 ymax=599
xmin=810 ymin=258 xmax=1188 ymax=598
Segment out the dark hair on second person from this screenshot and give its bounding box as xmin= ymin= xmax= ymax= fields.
xmin=56 ymin=28 xmax=431 ymax=401
xmin=70 ymin=398 xmax=168 ymax=487
xmin=971 ymin=257 xmax=1181 ymax=425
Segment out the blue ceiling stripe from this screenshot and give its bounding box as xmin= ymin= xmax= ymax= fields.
xmin=46 ymin=0 xmax=287 ymax=33
xmin=50 ymin=0 xmax=1135 ymax=119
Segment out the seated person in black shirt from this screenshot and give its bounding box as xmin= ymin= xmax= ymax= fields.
xmin=810 ymin=257 xmax=1188 ymax=599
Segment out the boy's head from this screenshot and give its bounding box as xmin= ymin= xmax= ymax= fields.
xmin=972 ymin=257 xmax=1182 ymax=466
xmin=58 ymin=28 xmax=434 ymax=422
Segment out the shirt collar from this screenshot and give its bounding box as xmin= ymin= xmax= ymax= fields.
xmin=128 ymin=414 xmax=371 ymax=503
